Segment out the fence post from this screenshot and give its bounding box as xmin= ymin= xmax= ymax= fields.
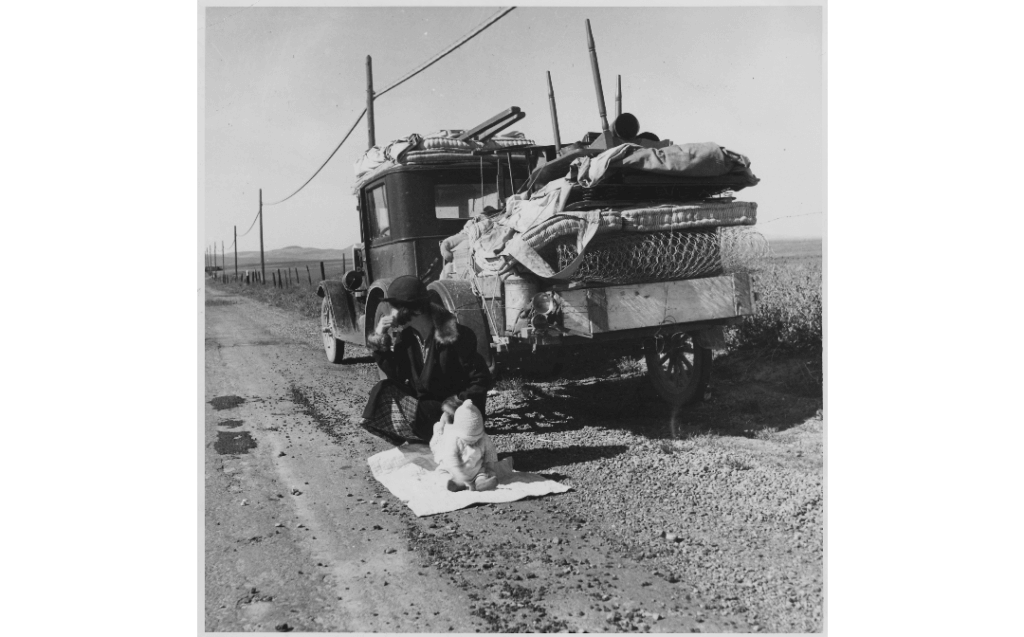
xmin=342 ymin=254 xmax=347 ymax=273
xmin=306 ymin=265 xmax=312 ymax=285
xmin=278 ymin=268 xmax=283 ymax=288
xmin=272 ymin=272 xmax=277 ymax=287
xmin=320 ymin=261 xmax=326 ymax=282
xmin=295 ymin=267 xmax=300 ymax=284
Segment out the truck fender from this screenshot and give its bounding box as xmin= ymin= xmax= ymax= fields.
xmin=427 ymin=279 xmax=493 ymax=369
xmin=316 ymin=280 xmax=358 ymax=335
xmin=364 ymin=278 xmax=396 ymax=342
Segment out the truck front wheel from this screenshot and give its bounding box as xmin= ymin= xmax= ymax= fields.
xmin=321 ymin=296 xmax=345 ymax=363
xmin=643 ymin=332 xmax=711 ymax=406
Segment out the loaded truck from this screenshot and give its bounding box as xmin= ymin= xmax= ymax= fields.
xmin=316 ymin=20 xmax=764 ymax=406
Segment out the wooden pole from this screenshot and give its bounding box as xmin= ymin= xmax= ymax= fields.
xmin=546 ymin=71 xmax=562 ymax=150
xmin=221 ymin=241 xmax=224 ymax=271
xmin=366 ymin=56 xmax=376 ymax=149
xmin=585 ymin=19 xmax=610 ymax=134
xmin=259 ymin=189 xmax=266 ymax=283
xmin=320 ymin=261 xmax=326 ymax=282
xmin=615 ymin=74 xmax=622 ymax=118
xmin=278 ymin=268 xmax=283 ymax=289
xmin=233 ymin=226 xmax=238 ymax=278
xmin=342 ymin=254 xmax=347 ymax=273
xmin=306 ymin=265 xmax=312 ymax=285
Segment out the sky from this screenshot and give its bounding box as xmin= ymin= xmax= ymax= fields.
xmin=202 ymin=4 xmax=823 ymax=252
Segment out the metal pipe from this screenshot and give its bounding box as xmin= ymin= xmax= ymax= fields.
xmin=546 ymin=71 xmax=562 ymax=150
xmin=616 ymin=75 xmax=622 ymax=118
xmin=585 ymin=19 xmax=610 ymax=134
xmin=366 ymin=55 xmax=376 ymax=149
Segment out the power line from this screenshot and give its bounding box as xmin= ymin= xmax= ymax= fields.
xmin=237 ymin=208 xmax=261 ymax=236
xmin=375 ymin=7 xmax=516 ymax=99
xmin=760 ymin=211 xmax=823 ymax=224
xmin=263 ymin=109 xmax=366 ymax=206
xmin=261 ymin=6 xmax=516 ymax=207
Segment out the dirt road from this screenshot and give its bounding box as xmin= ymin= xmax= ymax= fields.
xmin=204 ymin=284 xmax=822 ymax=632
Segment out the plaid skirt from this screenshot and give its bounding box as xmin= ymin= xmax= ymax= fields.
xmin=360 ymin=380 xmax=444 ymax=444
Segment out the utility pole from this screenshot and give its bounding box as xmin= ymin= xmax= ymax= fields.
xmin=234 ymin=225 xmax=237 ymax=278
xmin=259 ymin=188 xmax=265 ymax=283
xmin=366 ymin=55 xmax=376 ymax=149
xmin=221 ymin=240 xmax=224 ymax=271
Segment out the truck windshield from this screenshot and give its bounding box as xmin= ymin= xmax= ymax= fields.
xmin=434 ymin=181 xmax=499 ymax=219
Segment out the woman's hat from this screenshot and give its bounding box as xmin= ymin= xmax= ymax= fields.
xmin=384 ymin=275 xmax=430 ymax=304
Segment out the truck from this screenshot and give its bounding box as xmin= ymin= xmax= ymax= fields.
xmin=315 ymin=20 xmax=762 ymax=406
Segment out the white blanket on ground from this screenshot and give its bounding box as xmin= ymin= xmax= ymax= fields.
xmin=367 ymin=444 xmax=571 ymax=517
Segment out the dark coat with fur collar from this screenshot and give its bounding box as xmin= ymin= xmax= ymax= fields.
xmin=366 ymin=304 xmax=492 ymax=415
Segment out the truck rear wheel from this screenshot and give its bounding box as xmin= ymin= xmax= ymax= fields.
xmin=426 ymin=281 xmax=496 ymax=375
xmin=320 ymin=296 xmax=345 ymax=363
xmin=644 ymin=332 xmax=711 ymax=406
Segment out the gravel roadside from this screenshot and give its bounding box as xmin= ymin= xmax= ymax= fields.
xmin=207 ymin=281 xmax=824 ymax=632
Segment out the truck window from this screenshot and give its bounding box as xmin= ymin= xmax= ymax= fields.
xmin=435 ymin=182 xmax=499 ymax=219
xmin=366 ymin=185 xmax=390 ymax=238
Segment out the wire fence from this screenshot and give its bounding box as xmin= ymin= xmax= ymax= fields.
xmin=205 ymin=257 xmax=353 ymax=288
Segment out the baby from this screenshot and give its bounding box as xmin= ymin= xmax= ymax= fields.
xmin=430 ymin=399 xmax=499 ymax=492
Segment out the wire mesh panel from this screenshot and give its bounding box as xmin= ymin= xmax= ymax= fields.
xmin=553 ymin=227 xmax=770 ymax=285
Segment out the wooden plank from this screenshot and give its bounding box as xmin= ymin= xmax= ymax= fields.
xmin=733 ymin=272 xmax=753 ymax=315
xmin=586 ymin=287 xmax=610 ymax=333
xmin=559 ymin=289 xmax=592 ymax=336
xmin=604 ymin=278 xmax=736 ymax=331
xmin=558 ymin=275 xmax=745 ymax=334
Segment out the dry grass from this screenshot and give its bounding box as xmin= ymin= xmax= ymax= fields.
xmin=728 ymin=256 xmax=822 ymax=354
xmin=208 ymin=276 xmax=322 ymax=319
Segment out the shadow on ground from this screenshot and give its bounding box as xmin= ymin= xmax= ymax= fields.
xmin=340 ymin=355 xmax=375 ymax=365
xmin=491 ymin=348 xmax=822 ymax=441
xmin=504 ymin=444 xmax=628 ymax=472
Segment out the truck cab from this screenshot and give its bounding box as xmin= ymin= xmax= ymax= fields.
xmin=316 ymin=151 xmax=534 ymax=366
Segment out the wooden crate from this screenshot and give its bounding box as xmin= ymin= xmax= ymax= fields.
xmin=559 ymin=273 xmax=753 ymax=336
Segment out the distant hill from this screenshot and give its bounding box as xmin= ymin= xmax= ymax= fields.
xmin=234 ymin=245 xmax=355 ymax=266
